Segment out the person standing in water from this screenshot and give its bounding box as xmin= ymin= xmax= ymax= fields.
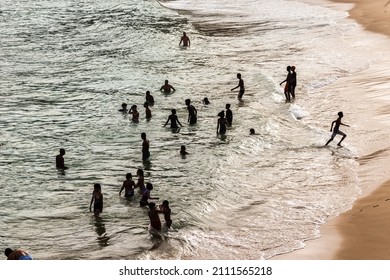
xmin=4 ymin=248 xmax=32 ymax=260
xmin=325 ymin=111 xmax=350 ymax=146
xmin=231 ymin=73 xmax=245 ymax=100
xmin=141 ymin=132 xmax=150 ymax=161
xmin=56 ymin=148 xmax=68 ymax=169
xmin=164 ymin=109 xmax=183 ymax=129
xmin=159 ymin=200 xmax=172 ymax=229
xmin=179 ymin=32 xmax=190 ymax=47
xmin=90 ymin=183 xmax=103 ymax=216
xmin=217 ymin=110 xmax=227 ymax=135
xmin=119 ymin=173 xmax=135 ymax=198
xmin=135 ymin=169 xmax=146 ymax=194
xmin=225 ymin=103 xmax=233 ymax=126
xmin=280 ymin=66 xmax=292 ymax=102
xmin=148 ymin=202 xmax=162 ymax=232
xmin=289 ymin=66 xmax=297 ymax=101
xmin=160 ymin=80 xmax=176 ymax=94
xmin=145 ymin=90 xmax=154 ymax=106
xmin=144 ymin=102 xmax=152 ymax=119
xmin=185 ymin=99 xmax=197 ymax=125
xmin=129 ymin=105 xmax=139 ymax=123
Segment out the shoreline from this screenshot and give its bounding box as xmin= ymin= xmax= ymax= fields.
xmin=272 ymin=0 xmax=390 ymax=260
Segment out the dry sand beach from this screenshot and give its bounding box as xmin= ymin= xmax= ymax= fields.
xmin=273 ymin=0 xmax=390 ymax=260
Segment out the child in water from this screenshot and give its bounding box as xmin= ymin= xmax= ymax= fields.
xmin=119 ymin=173 xmax=135 ymax=198
xmin=140 ymin=182 xmax=159 ymax=207
xmin=148 ymin=202 xmax=162 ymax=232
xmin=90 ymin=183 xmax=103 ymax=216
xmin=159 ymin=200 xmax=172 ymax=229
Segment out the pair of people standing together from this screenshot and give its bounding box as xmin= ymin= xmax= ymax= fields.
xmin=280 ymin=66 xmax=297 ymax=103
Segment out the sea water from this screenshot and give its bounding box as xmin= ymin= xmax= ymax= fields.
xmin=0 ymin=0 xmax=387 ymax=259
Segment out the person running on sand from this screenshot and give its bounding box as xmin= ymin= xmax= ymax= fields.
xmin=160 ymin=80 xmax=175 ymax=94
xmin=119 ymin=173 xmax=135 ymax=198
xmin=231 ymin=73 xmax=245 ymax=100
xmin=325 ymin=111 xmax=350 ymax=147
xmin=4 ymin=248 xmax=32 ymax=260
xmin=179 ymin=32 xmax=190 ymax=47
xmin=90 ymin=183 xmax=103 ymax=216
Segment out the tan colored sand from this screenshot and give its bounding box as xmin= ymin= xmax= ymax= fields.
xmin=272 ymin=0 xmax=390 ymax=260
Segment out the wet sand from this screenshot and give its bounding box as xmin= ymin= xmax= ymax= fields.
xmin=272 ymin=0 xmax=390 ymax=260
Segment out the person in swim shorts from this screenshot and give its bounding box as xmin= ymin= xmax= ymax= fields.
xmin=4 ymin=248 xmax=32 ymax=260
xmin=325 ymin=111 xmax=350 ymax=146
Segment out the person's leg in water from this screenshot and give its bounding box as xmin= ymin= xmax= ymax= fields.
xmin=337 ymin=133 xmax=346 ymax=146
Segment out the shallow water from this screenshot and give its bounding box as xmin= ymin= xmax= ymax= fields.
xmin=0 ymin=0 xmax=388 ymax=259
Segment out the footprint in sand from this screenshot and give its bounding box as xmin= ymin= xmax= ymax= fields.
xmin=373 ymin=205 xmax=379 ymax=208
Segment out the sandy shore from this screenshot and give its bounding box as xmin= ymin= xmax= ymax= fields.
xmin=272 ymin=0 xmax=390 ymax=260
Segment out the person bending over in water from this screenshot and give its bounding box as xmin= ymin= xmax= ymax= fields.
xmin=217 ymin=110 xmax=227 ymax=135
xmin=119 ymin=173 xmax=135 ymax=198
xmin=90 ymin=183 xmax=103 ymax=216
xmin=148 ymin=202 xmax=162 ymax=232
xmin=164 ymin=109 xmax=182 ymax=129
xmin=325 ymin=111 xmax=350 ymax=147
xmin=56 ymin=148 xmax=68 ymax=169
xmin=185 ymin=99 xmax=197 ymax=125
xmin=179 ymin=32 xmax=190 ymax=47
xmin=231 ymin=73 xmax=245 ymax=100
xmin=160 ymin=80 xmax=175 ymax=94
xmin=4 ymin=248 xmax=32 ymax=260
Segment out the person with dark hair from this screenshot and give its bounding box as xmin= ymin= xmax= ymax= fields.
xmin=180 ymin=145 xmax=188 ymax=156
xmin=135 ymin=169 xmax=145 ymax=194
xmin=185 ymin=99 xmax=197 ymax=125
xmin=4 ymin=248 xmax=32 ymax=260
xmin=289 ymin=66 xmax=297 ymax=100
xmin=56 ymin=148 xmax=68 ymax=169
xmin=160 ymin=80 xmax=175 ymax=94
xmin=118 ymin=103 xmax=128 ymax=113
xmin=250 ymin=128 xmax=256 ymax=135
xmin=148 ymin=202 xmax=162 ymax=232
xmin=141 ymin=132 xmax=150 ymax=161
xmin=145 ymin=90 xmax=154 ymax=105
xmin=90 ymin=183 xmax=103 ymax=216
xmin=129 ymin=105 xmax=139 ymax=123
xmin=225 ymin=103 xmax=233 ymax=126
xmin=140 ymin=182 xmax=159 ymax=207
xmin=164 ymin=109 xmax=182 ymax=129
xmin=159 ymin=200 xmax=172 ymax=228
xmin=179 ymin=32 xmax=190 ymax=47
xmin=231 ymin=73 xmax=245 ymax=100
xmin=217 ymin=110 xmax=227 ymax=135
xmin=203 ymin=97 xmax=210 ymax=105
xmin=119 ymin=173 xmax=135 ymax=198
xmin=144 ymin=102 xmax=152 ymax=119
xmin=325 ymin=111 xmax=350 ymax=146
xmin=280 ymin=66 xmax=292 ymax=102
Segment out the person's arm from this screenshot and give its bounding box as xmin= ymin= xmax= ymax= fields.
xmin=231 ymin=84 xmax=239 ymax=91
xmin=171 ymin=86 xmax=176 ymax=92
xmin=101 ymin=194 xmax=103 ymax=213
xmin=177 ymin=118 xmax=183 ymax=127
xmin=119 ymin=182 xmax=125 ymax=196
xmin=217 ymin=120 xmax=220 ymax=134
xmin=90 ymin=193 xmax=94 ymax=211
xmin=341 ymin=122 xmax=350 ymax=127
xmin=330 ymin=120 xmax=335 ymax=132
xmin=164 ymin=116 xmax=170 ymax=127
